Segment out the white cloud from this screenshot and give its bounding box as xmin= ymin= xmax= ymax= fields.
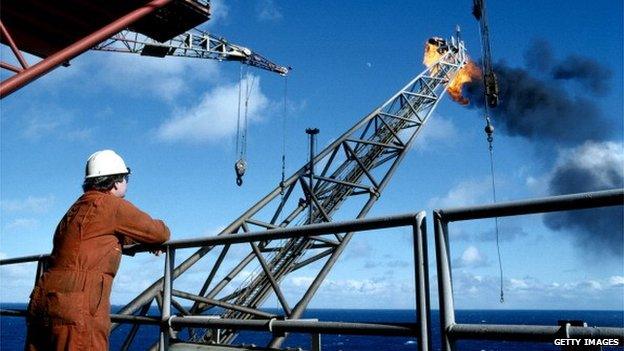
xmin=206 ymin=0 xmax=229 ymax=25
xmin=291 ymin=276 xmax=315 ymax=287
xmin=343 ymin=238 xmax=372 ymax=260
xmin=452 ymin=223 xmax=528 ymax=243
xmin=112 ymin=263 xmax=161 ymax=295
xmin=522 ymin=141 xmax=624 ymax=201
xmin=0 ymin=251 xmax=38 ymax=302
xmin=506 ymin=276 xmax=598 ymax=294
xmin=412 ymin=115 xmax=459 ymax=151
xmin=461 ymin=246 xmax=481 ymax=263
xmin=609 ymin=276 xmax=624 ymax=287
xmin=453 ymin=246 xmax=488 ymax=268
xmin=233 ymin=269 xmax=255 ymax=283
xmin=1 ymin=195 xmax=55 ymax=213
xmin=109 ymin=255 xmax=168 ymax=302
xmin=504 ymin=277 xmax=608 ymax=293
xmin=509 ymin=278 xmax=530 ymax=290
xmin=18 ymin=105 xmax=94 ymax=141
xmin=257 ymin=0 xmax=283 ymax=21
xmin=23 ymin=116 xmax=93 ymax=141
xmin=157 ymin=74 xmax=270 ymax=142
xmin=451 ymin=272 xmax=624 ymax=309
xmin=555 ymin=141 xmax=624 ymax=176
xmin=96 ymin=54 xmax=220 ymax=101
xmin=529 ymin=141 xmax=624 ymax=196
xmin=288 ymin=276 xmax=390 ymax=296
xmin=282 ymin=275 xmax=415 ymax=308
xmin=23 ymin=117 xmax=61 ymax=139
xmin=525 ymin=174 xmax=549 ymax=195
xmin=428 ymin=179 xmax=490 ymax=209
xmin=328 ymin=279 xmax=387 ymax=295
xmin=581 ymin=280 xmax=603 ymax=290
xmin=63 ymin=128 xmax=94 ymax=141
xmin=7 ymin=43 xmax=221 ymax=102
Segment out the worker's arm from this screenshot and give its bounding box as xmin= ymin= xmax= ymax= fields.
xmin=114 ymin=198 xmax=170 ymax=245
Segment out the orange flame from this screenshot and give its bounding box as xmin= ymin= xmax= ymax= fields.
xmin=423 ymin=42 xmax=443 ymax=68
xmin=447 ymin=61 xmax=481 ymax=105
xmin=423 ymin=39 xmax=482 ymax=105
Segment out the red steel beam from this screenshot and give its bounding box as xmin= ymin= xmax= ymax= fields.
xmin=0 ymin=21 xmax=30 ymax=69
xmin=0 ymin=0 xmax=173 ymax=99
xmin=0 ymin=61 xmax=22 ymax=73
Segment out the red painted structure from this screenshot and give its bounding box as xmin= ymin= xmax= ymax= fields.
xmin=0 ymin=0 xmax=210 ymax=98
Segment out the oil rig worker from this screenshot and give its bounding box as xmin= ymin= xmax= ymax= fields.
xmin=24 ymin=150 xmax=170 ymax=351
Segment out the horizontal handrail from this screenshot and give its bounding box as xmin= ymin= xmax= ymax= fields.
xmin=437 ymin=189 xmax=623 ymax=222
xmin=0 ymin=213 xmax=422 ymax=264
xmin=125 ymin=212 xmax=420 ymax=254
xmin=111 ymin=313 xmax=420 ymax=337
xmin=0 ymin=254 xmax=49 ymax=265
xmin=449 ymin=323 xmax=624 ymax=343
xmin=168 ymin=316 xmax=419 ymax=336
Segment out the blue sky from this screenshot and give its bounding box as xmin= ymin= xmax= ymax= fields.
xmin=1 ymin=0 xmax=622 ymax=311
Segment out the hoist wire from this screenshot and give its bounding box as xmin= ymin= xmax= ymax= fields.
xmin=241 ymin=73 xmax=256 ymax=160
xmin=280 ymin=76 xmax=288 ymax=196
xmin=236 ymin=64 xmax=243 ymax=159
xmin=476 ymin=6 xmax=505 ymax=303
xmin=487 ymin=124 xmax=504 ymax=303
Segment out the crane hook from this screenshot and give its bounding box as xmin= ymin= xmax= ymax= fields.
xmin=235 ymin=159 xmax=247 ymax=186
xmin=484 ymin=115 xmax=494 ymax=145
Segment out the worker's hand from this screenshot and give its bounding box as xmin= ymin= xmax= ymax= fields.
xmin=149 ymin=249 xmax=164 ymax=256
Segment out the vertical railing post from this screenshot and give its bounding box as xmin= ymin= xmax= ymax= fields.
xmin=434 ymin=211 xmax=455 ymax=351
xmin=412 ymin=212 xmax=431 ymax=351
xmin=160 ymin=246 xmax=175 ymax=351
xmin=311 ymin=333 xmax=321 ymax=351
xmin=34 ymin=258 xmax=46 ymax=285
xmin=306 ymin=127 xmax=319 ymax=223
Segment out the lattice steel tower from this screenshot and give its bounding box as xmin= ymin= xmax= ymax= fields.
xmin=112 ymin=33 xmax=469 ymax=350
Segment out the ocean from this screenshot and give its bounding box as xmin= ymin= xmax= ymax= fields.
xmin=1 ymin=304 xmax=622 ymax=350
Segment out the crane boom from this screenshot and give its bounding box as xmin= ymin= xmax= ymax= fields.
xmin=108 ymin=33 xmax=469 ymax=349
xmin=472 ymin=0 xmax=498 ymax=107
xmin=92 ymin=28 xmax=290 ymax=75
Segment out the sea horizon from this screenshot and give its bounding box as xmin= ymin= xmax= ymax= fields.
xmin=3 ymin=302 xmax=623 ymax=312
xmin=2 ymin=306 xmax=622 ymax=350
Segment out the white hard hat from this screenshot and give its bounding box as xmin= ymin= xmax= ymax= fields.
xmin=85 ymin=150 xmax=130 ymax=179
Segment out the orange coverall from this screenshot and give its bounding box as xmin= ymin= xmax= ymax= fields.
xmin=25 ymin=190 xmax=170 ymax=351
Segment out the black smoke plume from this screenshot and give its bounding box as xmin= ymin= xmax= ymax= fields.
xmin=465 ymin=41 xmax=622 ymax=259
xmin=465 ymin=63 xmax=612 ymax=144
xmin=552 ymin=55 xmax=612 ymax=95
xmin=543 ymin=142 xmax=623 ymax=258
xmin=521 ymin=39 xmax=612 ymax=95
xmin=523 ymin=39 xmax=553 ymax=73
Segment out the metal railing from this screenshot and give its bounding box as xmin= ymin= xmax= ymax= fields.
xmin=433 ymin=188 xmax=624 ymax=351
xmin=2 ymin=189 xmax=623 ymax=350
xmin=1 ymin=212 xmax=431 ymax=351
